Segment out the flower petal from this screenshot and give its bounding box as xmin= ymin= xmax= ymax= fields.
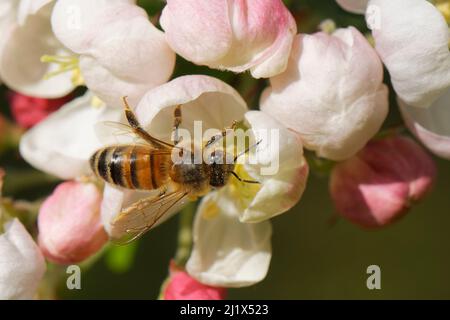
xmin=135 ymin=75 xmax=248 ymax=142
xmin=17 ymin=0 xmax=54 ymax=25
xmin=51 ymin=0 xmax=136 ymax=54
xmin=399 ymin=89 xmax=450 ymax=160
xmin=160 ymin=0 xmax=297 ymax=78
xmin=0 ymin=219 xmax=46 ymax=300
xmin=52 ymin=0 xmax=175 ymax=108
xmin=336 ymin=0 xmax=368 ymax=14
xmin=186 ymin=192 xmax=272 ymax=287
xmin=38 ymin=181 xmax=107 ymax=264
xmin=367 ymin=0 xmax=450 ymax=108
xmin=236 ymin=111 xmax=309 ymax=223
xmin=0 ymin=1 xmax=75 ymax=98
xmin=19 ymin=92 xmax=122 ymax=179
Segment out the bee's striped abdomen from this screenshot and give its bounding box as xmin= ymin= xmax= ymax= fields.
xmin=89 ymin=145 xmax=170 ymax=190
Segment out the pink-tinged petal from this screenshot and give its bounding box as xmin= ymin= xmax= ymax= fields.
xmin=186 ymin=192 xmax=272 ymax=288
xmin=160 ymin=0 xmax=232 ymax=65
xmin=38 ymin=181 xmax=107 ymax=264
xmin=0 ymin=219 xmax=46 ymax=300
xmin=261 ymin=28 xmax=388 ymax=161
xmin=164 ymin=268 xmax=226 ymax=300
xmin=0 ymin=1 xmax=75 ymax=98
xmin=330 ymin=135 xmax=436 ymax=228
xmin=161 ymin=0 xmax=297 ymax=78
xmin=367 ymin=0 xmax=450 ymax=108
xmin=336 ymin=0 xmax=368 ymax=14
xmin=399 ymin=90 xmax=450 ymax=160
xmin=135 ymin=75 xmax=248 ymax=142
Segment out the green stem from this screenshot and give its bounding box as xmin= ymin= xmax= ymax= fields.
xmin=173 ymin=201 xmax=196 ymax=267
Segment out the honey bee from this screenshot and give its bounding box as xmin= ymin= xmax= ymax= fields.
xmin=90 ymin=97 xmax=258 ymax=244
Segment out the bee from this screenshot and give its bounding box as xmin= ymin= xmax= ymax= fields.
xmin=90 ymin=97 xmax=258 ymax=244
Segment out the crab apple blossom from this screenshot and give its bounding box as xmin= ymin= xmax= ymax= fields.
xmin=97 ymin=75 xmax=308 ymax=287
xmin=8 ymin=91 xmax=71 ymax=129
xmin=38 ymin=181 xmax=107 ymax=264
xmin=51 ymin=0 xmax=176 ymax=108
xmin=366 ymin=0 xmax=450 ymax=109
xmin=261 ymin=27 xmax=388 ymax=161
xmin=0 ymin=0 xmax=75 ymax=98
xmin=330 ymin=136 xmax=436 ymax=229
xmin=335 ymin=0 xmax=450 ymax=108
xmin=163 ymin=265 xmax=226 ymax=300
xmin=0 ymin=219 xmax=46 ymax=299
xmin=336 ymin=0 xmax=450 ymax=159
xmin=160 ymin=0 xmax=297 ymax=78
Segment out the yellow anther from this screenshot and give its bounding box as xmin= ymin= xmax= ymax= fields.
xmin=40 ymin=54 xmax=84 ymax=86
xmin=91 ymin=96 xmax=105 ymax=108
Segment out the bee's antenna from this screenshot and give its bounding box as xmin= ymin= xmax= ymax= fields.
xmin=231 ymin=171 xmax=260 ymax=184
xmin=234 ymin=139 xmax=262 ymax=162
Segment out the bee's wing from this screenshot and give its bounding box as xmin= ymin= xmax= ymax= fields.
xmin=110 ymin=190 xmax=189 ymax=245
xmin=95 ymin=121 xmax=148 ymax=146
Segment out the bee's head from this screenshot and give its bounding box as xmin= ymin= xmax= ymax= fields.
xmin=207 ymin=150 xmax=235 ymax=188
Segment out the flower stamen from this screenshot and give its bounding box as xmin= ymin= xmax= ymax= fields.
xmin=40 ymin=55 xmax=84 ymax=86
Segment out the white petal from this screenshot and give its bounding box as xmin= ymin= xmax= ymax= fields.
xmin=186 ymin=192 xmax=272 ymax=288
xmin=0 ymin=1 xmax=75 ymax=98
xmin=368 ymin=0 xmax=450 ymax=108
xmin=0 ymin=219 xmax=46 ymax=300
xmin=51 ymin=0 xmax=136 ymax=54
xmin=336 ymin=0 xmax=368 ymax=14
xmin=52 ymin=0 xmax=174 ymax=108
xmin=237 ymin=111 xmax=309 ymax=223
xmin=399 ymin=89 xmax=450 ymax=160
xmin=135 ymin=75 xmax=248 ymax=142
xmin=19 ymin=92 xmax=122 ymax=179
xmin=100 ymin=184 xmax=185 ymax=239
xmin=78 ymin=19 xmax=175 ymax=108
xmin=17 ymin=0 xmax=53 ymax=25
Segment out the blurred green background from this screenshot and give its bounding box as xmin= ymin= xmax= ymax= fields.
xmin=1 ymin=0 xmax=449 ymax=299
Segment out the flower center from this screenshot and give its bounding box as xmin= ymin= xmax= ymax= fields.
xmin=40 ymin=55 xmax=84 ymax=86
xmin=228 ymin=164 xmax=261 ymax=210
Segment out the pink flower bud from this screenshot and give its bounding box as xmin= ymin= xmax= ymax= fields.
xmin=38 ymin=181 xmax=107 ymax=264
xmin=8 ymin=92 xmax=71 ymax=129
xmin=160 ymin=0 xmax=297 ymax=78
xmin=164 ymin=266 xmax=226 ymax=300
xmin=330 ymin=136 xmax=436 ymax=228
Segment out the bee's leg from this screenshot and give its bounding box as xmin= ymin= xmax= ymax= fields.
xmin=231 ymin=171 xmax=260 ymax=184
xmin=121 ymin=96 xmax=174 ymax=149
xmin=172 ymin=105 xmax=182 ymax=145
xmin=205 ymin=120 xmax=237 ymax=148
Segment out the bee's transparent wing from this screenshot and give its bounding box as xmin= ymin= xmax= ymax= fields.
xmin=95 ymin=121 xmax=148 ymax=146
xmin=110 ymin=190 xmax=189 ymax=245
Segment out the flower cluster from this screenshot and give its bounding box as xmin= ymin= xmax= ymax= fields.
xmin=0 ymin=0 xmax=447 ymax=299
